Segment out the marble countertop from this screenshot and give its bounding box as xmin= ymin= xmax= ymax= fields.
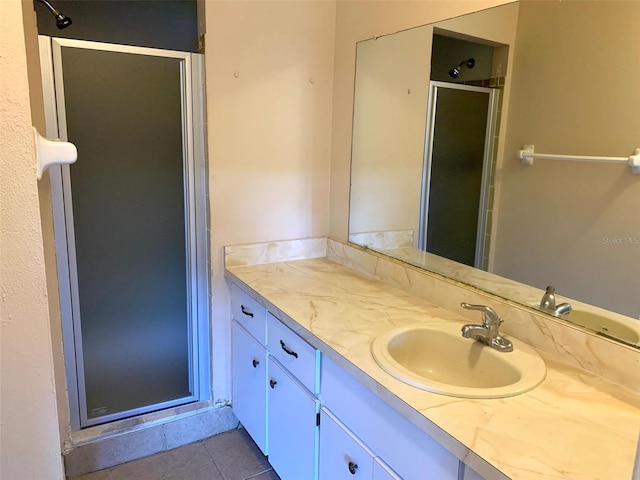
xmin=225 ymin=257 xmax=640 ymax=480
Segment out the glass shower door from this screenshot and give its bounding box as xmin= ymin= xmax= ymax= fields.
xmin=419 ymin=82 xmax=497 ymax=268
xmin=41 ymin=37 xmax=208 ymax=428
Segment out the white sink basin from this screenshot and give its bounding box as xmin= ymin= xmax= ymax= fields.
xmin=563 ymin=310 xmax=640 ymax=345
xmin=371 ymin=323 xmax=546 ymax=398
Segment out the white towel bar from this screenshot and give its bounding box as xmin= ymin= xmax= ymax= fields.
xmin=518 ymin=145 xmax=640 ymax=174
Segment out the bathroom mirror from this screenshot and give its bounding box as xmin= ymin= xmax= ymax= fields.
xmin=348 ymin=0 xmax=640 ymax=348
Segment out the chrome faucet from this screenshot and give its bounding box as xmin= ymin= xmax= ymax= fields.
xmin=460 ymin=303 xmax=513 ymax=352
xmin=539 ymin=286 xmax=572 ymax=316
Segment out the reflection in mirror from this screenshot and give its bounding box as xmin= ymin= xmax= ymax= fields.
xmin=348 ymin=1 xmax=640 ymax=348
xmin=418 ymin=81 xmax=496 ymax=269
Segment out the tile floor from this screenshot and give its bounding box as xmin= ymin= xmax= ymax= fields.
xmin=71 ymin=428 xmax=280 ymax=480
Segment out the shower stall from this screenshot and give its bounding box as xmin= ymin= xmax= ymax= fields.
xmin=39 ymin=36 xmax=209 ymax=428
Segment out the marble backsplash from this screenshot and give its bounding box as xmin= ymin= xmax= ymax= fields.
xmin=374 ymin=245 xmax=640 ymax=348
xmin=224 ymin=237 xmax=326 ymax=267
xmin=348 ymin=229 xmax=414 ymax=250
xmin=224 ymin=236 xmax=640 ymax=392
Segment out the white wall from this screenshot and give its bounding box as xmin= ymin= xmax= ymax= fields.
xmin=204 ymin=0 xmax=336 ymax=403
xmin=0 ymin=0 xmax=63 ymax=478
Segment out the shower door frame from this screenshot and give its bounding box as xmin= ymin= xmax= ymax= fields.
xmin=418 ymin=81 xmax=498 ymax=268
xmin=39 ymin=36 xmax=210 ymax=430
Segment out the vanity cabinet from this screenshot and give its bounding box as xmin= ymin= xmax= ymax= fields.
xmin=230 ymin=281 xmax=487 ymax=480
xmin=231 ymin=283 xmax=320 ymax=479
xmin=320 ymin=355 xmax=460 ymax=480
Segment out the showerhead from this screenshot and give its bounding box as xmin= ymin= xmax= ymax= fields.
xmin=35 ymin=0 xmax=73 ymax=29
xmin=55 ymin=12 xmax=72 ymax=29
xmin=448 ymin=58 xmax=475 ymax=79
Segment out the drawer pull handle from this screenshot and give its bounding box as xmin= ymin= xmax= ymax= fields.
xmin=348 ymin=461 xmax=358 ymax=475
xmin=240 ymin=305 xmax=254 ymax=318
xmin=280 ymin=340 xmax=298 ymax=358
xmin=269 ymin=378 xmax=277 ymax=389
xmin=252 ymin=359 xmax=259 ymax=368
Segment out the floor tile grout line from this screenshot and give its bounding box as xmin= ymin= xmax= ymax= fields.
xmin=200 ymin=438 xmax=227 ymax=480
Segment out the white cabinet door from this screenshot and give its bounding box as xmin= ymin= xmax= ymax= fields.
xmin=231 ymin=321 xmax=268 ymax=454
xmin=268 ymin=357 xmax=318 ymax=480
xmin=319 ymin=408 xmax=374 ymax=480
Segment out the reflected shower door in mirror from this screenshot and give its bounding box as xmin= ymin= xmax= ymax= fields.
xmin=419 ymin=83 xmax=497 ymax=269
xmin=347 ymin=1 xmax=640 ymax=349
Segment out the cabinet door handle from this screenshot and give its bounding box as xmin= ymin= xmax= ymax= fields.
xmin=348 ymin=461 xmax=358 ymax=475
xmin=280 ymin=340 xmax=298 ymax=358
xmin=240 ymin=305 xmax=254 ymax=318
xmin=269 ymin=378 xmax=277 ymax=389
xmin=252 ymin=358 xmax=259 ymax=368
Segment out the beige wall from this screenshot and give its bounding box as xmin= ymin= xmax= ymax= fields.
xmin=0 ymin=0 xmax=63 ymax=478
xmin=349 ymin=27 xmax=433 ymax=239
xmin=493 ymin=1 xmax=640 ymax=318
xmin=329 ymin=0 xmax=515 ymax=242
xmin=22 ymin=2 xmax=71 ymax=445
xmin=205 ymin=0 xmax=336 ymax=402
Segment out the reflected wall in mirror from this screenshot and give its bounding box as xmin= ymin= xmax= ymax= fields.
xmin=348 ymin=0 xmax=640 ymax=348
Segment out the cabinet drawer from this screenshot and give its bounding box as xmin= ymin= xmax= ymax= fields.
xmin=319 ymin=407 xmax=374 ymax=480
xmin=320 ymin=356 xmax=459 ymax=480
xmin=267 ymin=312 xmax=318 ymax=394
xmin=231 ymin=283 xmax=266 ymax=345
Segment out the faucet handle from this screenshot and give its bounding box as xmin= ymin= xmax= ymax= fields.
xmin=540 ymin=285 xmax=557 ymax=310
xmin=460 ymin=303 xmax=502 ymax=326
